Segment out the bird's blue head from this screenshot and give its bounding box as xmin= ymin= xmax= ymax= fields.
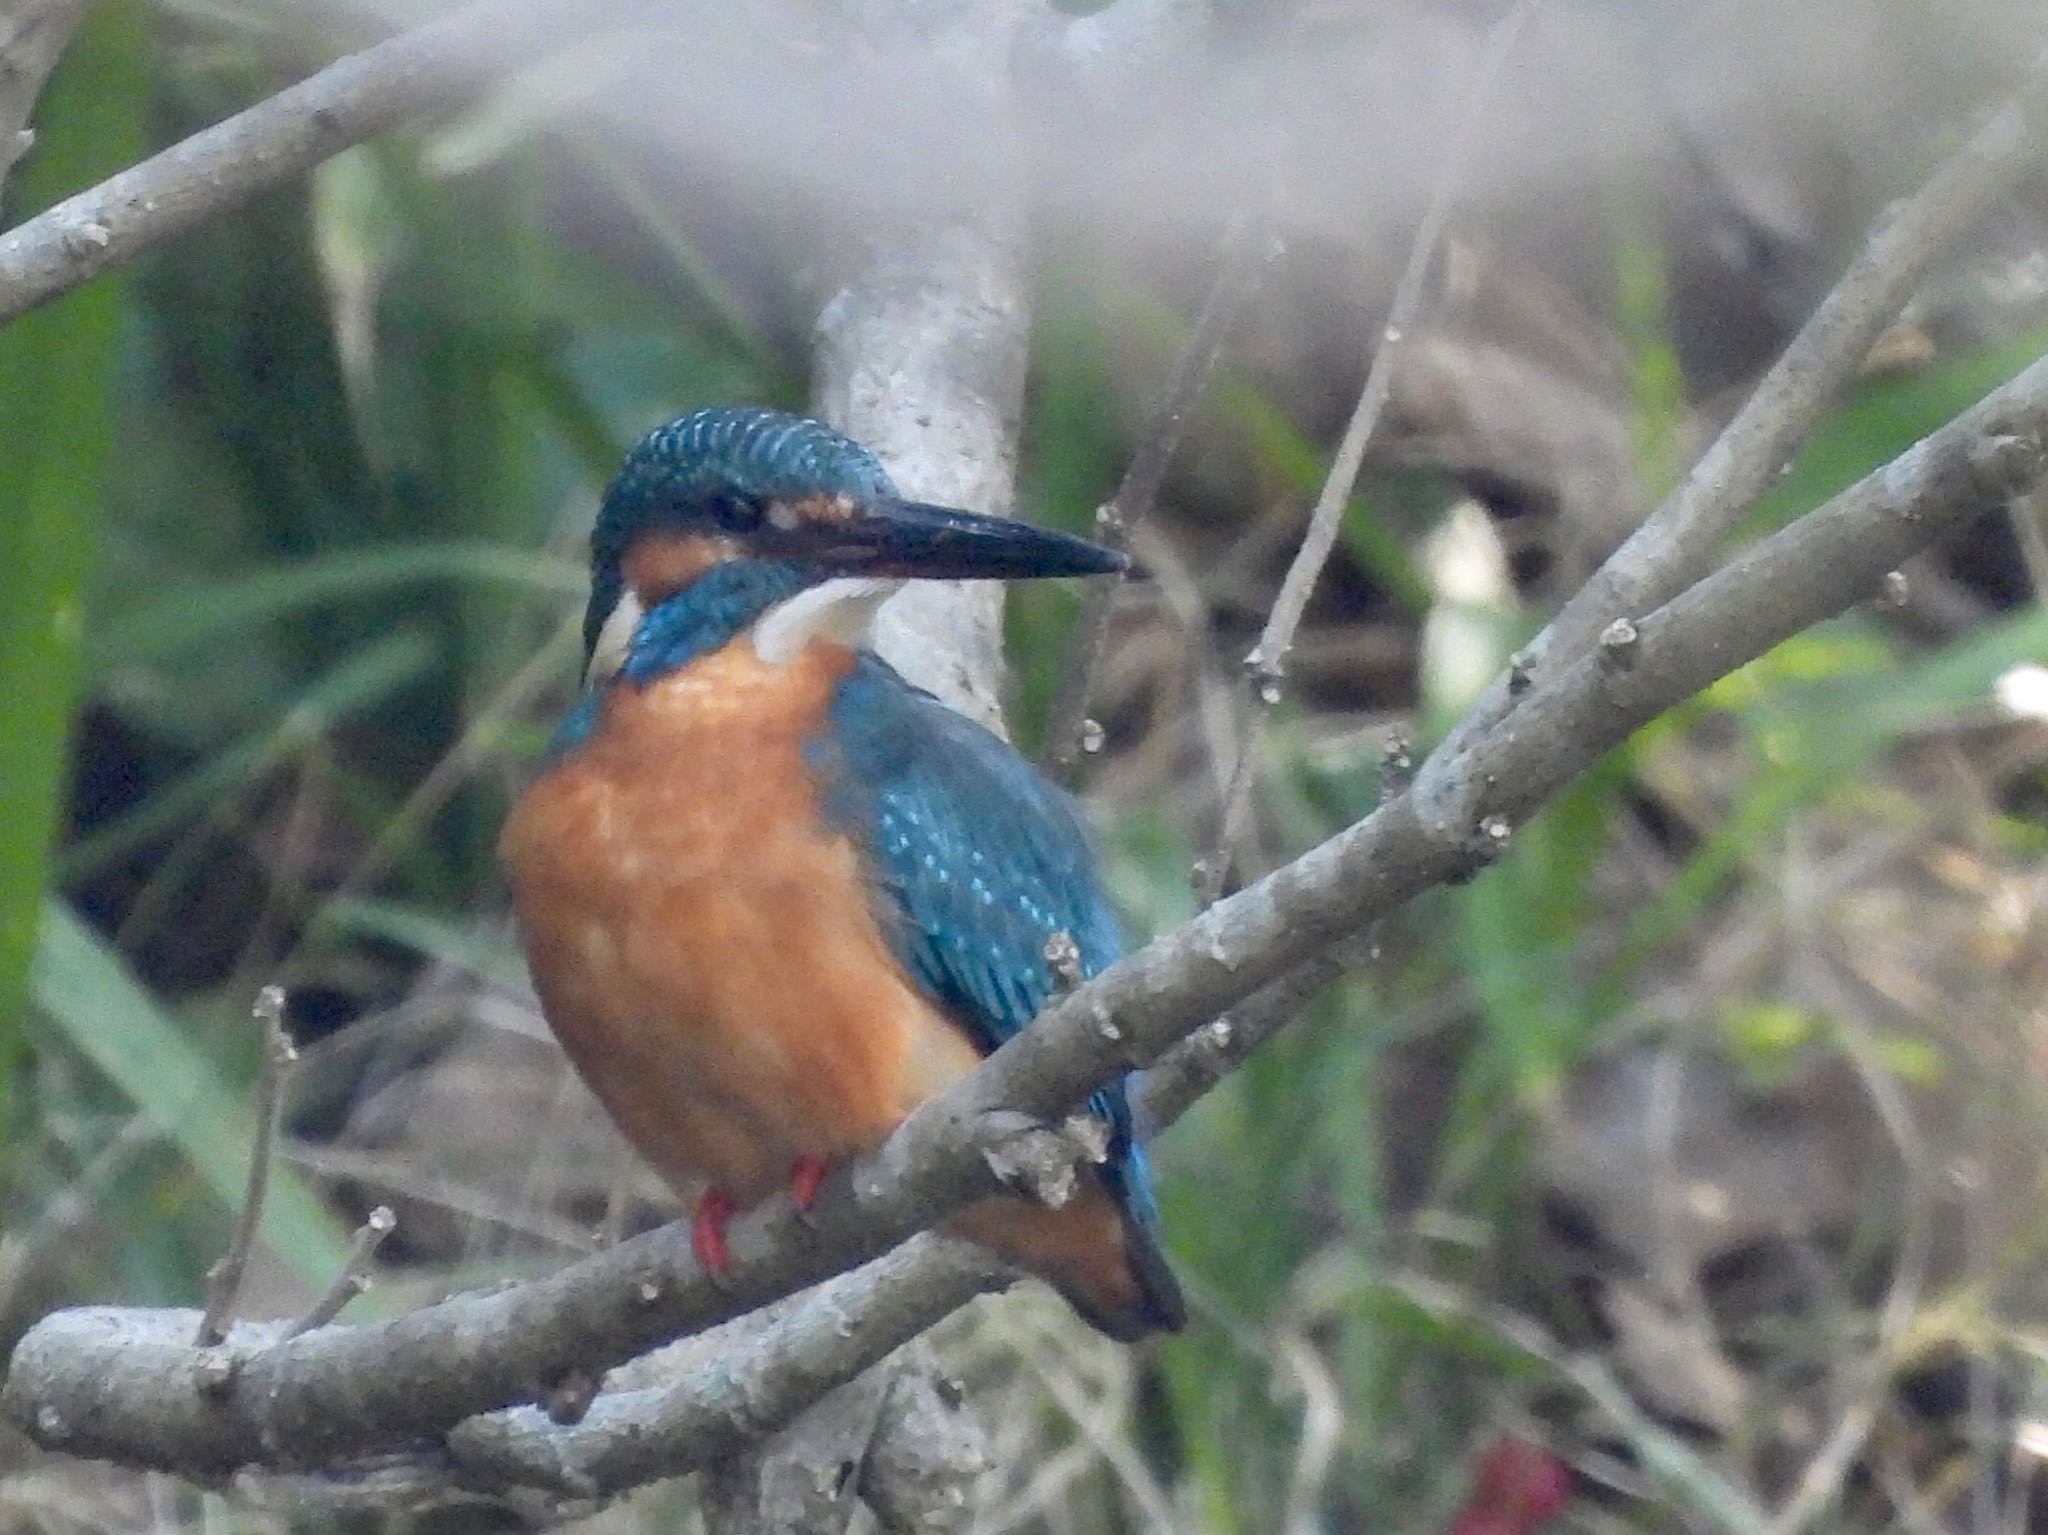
xmin=583 ymin=407 xmax=1125 ymax=675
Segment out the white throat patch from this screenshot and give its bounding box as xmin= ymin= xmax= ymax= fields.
xmin=586 ymin=588 xmax=644 ymax=686
xmin=751 ymin=578 xmax=901 ymax=665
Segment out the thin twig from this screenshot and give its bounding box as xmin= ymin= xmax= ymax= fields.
xmin=447 ymin=1236 xmax=1003 ymax=1498
xmin=286 ymin=1207 xmax=397 ymax=1340
xmin=1193 ymin=0 xmax=1536 ymax=903
xmin=1042 ymin=212 xmax=1276 ymax=777
xmin=196 ymin=986 xmax=296 ymax=1347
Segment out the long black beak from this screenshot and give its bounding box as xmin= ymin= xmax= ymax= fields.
xmin=783 ymin=499 xmax=1127 ymax=580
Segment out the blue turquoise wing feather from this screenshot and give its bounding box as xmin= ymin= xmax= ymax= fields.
xmin=813 ymin=655 xmax=1181 ymax=1329
xmin=822 ymin=658 xmax=1119 ymax=1042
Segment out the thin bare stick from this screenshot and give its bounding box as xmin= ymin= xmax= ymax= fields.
xmin=285 ymin=1207 xmax=397 ymax=1340
xmin=1248 ymin=3 xmax=1535 ymax=684
xmin=1194 ymin=0 xmax=1537 ymax=902
xmin=196 ymin=986 xmax=296 ymax=1348
xmin=1042 ymin=213 xmax=1276 ymax=777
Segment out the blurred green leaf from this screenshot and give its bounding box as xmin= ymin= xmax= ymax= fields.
xmin=93 ymin=543 xmax=576 ymax=668
xmin=1610 ymin=194 xmax=1684 ymax=498
xmin=0 ymin=3 xmax=148 ymax=1139
xmin=1459 ymin=760 xmax=1622 ymax=1092
xmin=1347 ymin=1279 xmax=1548 ymax=1379
xmin=1718 ymin=1000 xmax=1817 ymax=1086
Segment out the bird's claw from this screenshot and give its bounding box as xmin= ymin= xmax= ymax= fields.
xmin=789 ymin=1155 xmax=828 ymax=1220
xmin=691 ymin=1189 xmax=736 ymax=1275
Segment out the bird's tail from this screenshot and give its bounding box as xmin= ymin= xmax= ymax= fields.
xmin=948 ymin=1168 xmax=1186 ymax=1340
xmin=1091 ymin=1179 xmax=1187 ymax=1339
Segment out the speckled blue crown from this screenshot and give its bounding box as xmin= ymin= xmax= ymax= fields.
xmin=585 ymin=407 xmax=900 ymax=659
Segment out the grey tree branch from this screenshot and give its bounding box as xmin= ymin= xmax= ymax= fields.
xmin=214 ymin=950 xmax=1329 ymax=1513
xmin=198 ymin=949 xmax=1351 ymax=1515
xmin=446 ymin=1237 xmax=999 ymax=1501
xmin=815 ymin=214 xmax=1032 ymax=732
xmin=11 ymin=328 xmax=2046 ymax=1491
xmin=1415 ymin=39 xmax=2048 ymax=820
xmin=0 ymin=0 xmax=617 ymax=328
xmin=239 ymin=952 xmax=1345 ymax=1513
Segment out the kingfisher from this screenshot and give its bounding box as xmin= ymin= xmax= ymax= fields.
xmin=499 ymin=406 xmax=1184 ymax=1339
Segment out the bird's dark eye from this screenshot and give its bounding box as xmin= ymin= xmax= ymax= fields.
xmin=699 ymin=492 xmax=762 ymax=534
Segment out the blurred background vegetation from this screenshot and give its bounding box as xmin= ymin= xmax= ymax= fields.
xmin=7 ymin=1 xmax=2048 ymax=1531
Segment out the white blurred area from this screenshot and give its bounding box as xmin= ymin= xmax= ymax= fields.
xmin=283 ymin=0 xmax=2047 ymax=308
xmin=248 ymin=0 xmax=2048 ymax=583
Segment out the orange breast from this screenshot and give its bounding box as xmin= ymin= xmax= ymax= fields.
xmin=499 ymin=639 xmax=982 ymax=1205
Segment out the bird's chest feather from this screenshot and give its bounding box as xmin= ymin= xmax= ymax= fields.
xmin=499 ymin=641 xmax=980 ymax=1200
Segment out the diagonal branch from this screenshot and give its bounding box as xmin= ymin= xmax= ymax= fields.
xmin=0 ymin=0 xmax=619 ymax=328
xmin=1414 ymin=40 xmax=2048 ymax=821
xmin=446 ymin=1235 xmax=1000 ymax=1499
xmin=10 ymin=337 xmax=2047 ymax=1487
xmin=172 ymin=942 xmax=1357 ymax=1513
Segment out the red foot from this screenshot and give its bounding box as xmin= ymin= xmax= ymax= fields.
xmin=692 ymin=1189 xmax=736 ymax=1273
xmin=789 ymin=1155 xmax=828 ymax=1214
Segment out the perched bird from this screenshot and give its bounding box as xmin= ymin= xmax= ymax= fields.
xmin=500 ymin=406 xmax=1184 ymax=1339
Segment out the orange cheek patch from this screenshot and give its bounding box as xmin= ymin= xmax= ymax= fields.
xmin=791 ymin=493 xmax=858 ymax=526
xmin=622 ymin=533 xmax=736 ymax=606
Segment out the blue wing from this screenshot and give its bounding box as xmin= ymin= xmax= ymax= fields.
xmin=811 ymin=654 xmax=1162 ymax=1234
